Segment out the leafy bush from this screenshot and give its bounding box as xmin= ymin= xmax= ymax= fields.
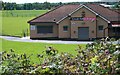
xmin=1 ymin=38 xmax=120 ymax=75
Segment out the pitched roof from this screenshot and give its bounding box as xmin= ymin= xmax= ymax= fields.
xmin=28 ymin=5 xmax=80 ymax=23
xmin=85 ymin=4 xmax=120 ymax=22
xmin=28 ymin=4 xmax=120 ymax=23
xmin=111 ymin=9 xmax=120 ymax=14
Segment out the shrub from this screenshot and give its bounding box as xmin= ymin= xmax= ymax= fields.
xmin=1 ymin=38 xmax=120 ymax=75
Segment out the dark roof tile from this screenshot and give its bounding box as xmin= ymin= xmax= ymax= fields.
xmin=29 ymin=5 xmax=80 ymax=23
xmin=85 ymin=4 xmax=120 ymax=22
xmin=28 ymin=4 xmax=120 ymax=23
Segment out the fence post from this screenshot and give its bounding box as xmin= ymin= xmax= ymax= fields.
xmin=23 ymin=30 xmax=26 ymax=37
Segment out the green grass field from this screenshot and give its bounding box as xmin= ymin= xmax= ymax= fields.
xmin=2 ymin=10 xmax=48 ymax=37
xmin=2 ymin=10 xmax=48 ymax=17
xmin=1 ymin=38 xmax=85 ymax=63
xmin=2 ymin=17 xmax=31 ymax=36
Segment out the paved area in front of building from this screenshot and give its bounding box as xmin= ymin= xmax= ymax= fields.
xmin=1 ymin=36 xmax=119 ymax=44
xmin=0 ymin=36 xmax=93 ymax=44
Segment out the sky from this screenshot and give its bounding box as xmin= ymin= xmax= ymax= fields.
xmin=2 ymin=0 xmax=119 ymax=4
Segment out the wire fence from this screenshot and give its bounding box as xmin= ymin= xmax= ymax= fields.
xmin=2 ymin=13 xmax=39 ymax=17
xmin=2 ymin=28 xmax=29 ymax=37
xmin=2 ymin=10 xmax=47 ymax=17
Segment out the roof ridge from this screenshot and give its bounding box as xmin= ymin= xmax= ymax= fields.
xmin=27 ymin=5 xmax=63 ymax=23
xmin=112 ymin=9 xmax=120 ymax=14
xmin=109 ymin=8 xmax=120 ymax=14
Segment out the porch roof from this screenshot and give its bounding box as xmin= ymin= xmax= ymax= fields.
xmin=112 ymin=23 xmax=120 ymax=27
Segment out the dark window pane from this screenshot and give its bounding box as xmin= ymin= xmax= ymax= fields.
xmin=63 ymin=26 xmax=68 ymax=31
xmin=113 ymin=27 xmax=120 ymax=33
xmin=37 ymin=26 xmax=53 ymax=33
xmin=98 ymin=26 xmax=103 ymax=31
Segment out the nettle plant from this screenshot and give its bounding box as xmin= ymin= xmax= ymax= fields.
xmin=1 ymin=38 xmax=120 ymax=75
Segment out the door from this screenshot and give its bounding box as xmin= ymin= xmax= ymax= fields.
xmin=78 ymin=27 xmax=89 ymax=40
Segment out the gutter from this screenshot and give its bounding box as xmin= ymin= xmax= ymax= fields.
xmin=103 ymin=27 xmax=109 ymax=38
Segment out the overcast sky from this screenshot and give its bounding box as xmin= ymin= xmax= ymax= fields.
xmin=2 ymin=0 xmax=120 ymax=4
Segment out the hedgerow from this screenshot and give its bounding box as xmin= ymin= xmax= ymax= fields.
xmin=1 ymin=38 xmax=120 ymax=75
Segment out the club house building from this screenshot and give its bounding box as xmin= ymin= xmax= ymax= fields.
xmin=28 ymin=4 xmax=120 ymax=40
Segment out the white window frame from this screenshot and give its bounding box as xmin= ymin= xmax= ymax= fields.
xmin=30 ymin=25 xmax=36 ymax=30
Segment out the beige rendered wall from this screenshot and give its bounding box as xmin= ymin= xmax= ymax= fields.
xmin=30 ymin=23 xmax=58 ymax=38
xmin=70 ymin=7 xmax=97 ymax=39
xmin=58 ymin=17 xmax=71 ymax=38
xmin=97 ymin=17 xmax=108 ymax=38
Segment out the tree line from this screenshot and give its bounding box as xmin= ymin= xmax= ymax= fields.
xmin=1 ymin=1 xmax=119 ymax=10
xmin=1 ymin=1 xmax=63 ymax=10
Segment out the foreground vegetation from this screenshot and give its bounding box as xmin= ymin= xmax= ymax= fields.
xmin=2 ymin=10 xmax=48 ymax=37
xmin=1 ymin=38 xmax=120 ymax=74
xmin=1 ymin=38 xmax=83 ymax=63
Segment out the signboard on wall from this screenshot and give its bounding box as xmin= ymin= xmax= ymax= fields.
xmin=30 ymin=25 xmax=36 ymax=30
xmin=71 ymin=17 xmax=96 ymax=21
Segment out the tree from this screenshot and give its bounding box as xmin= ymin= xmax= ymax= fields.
xmin=0 ymin=1 xmax=2 ymax=10
xmin=112 ymin=2 xmax=120 ymax=9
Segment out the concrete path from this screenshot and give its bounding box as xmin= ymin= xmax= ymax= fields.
xmin=0 ymin=36 xmax=93 ymax=44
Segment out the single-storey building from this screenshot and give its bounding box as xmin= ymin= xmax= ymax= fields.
xmin=28 ymin=4 xmax=120 ymax=40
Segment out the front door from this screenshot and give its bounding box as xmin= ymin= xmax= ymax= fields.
xmin=78 ymin=27 xmax=89 ymax=40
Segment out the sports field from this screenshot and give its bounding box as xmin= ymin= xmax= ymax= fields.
xmin=2 ymin=10 xmax=48 ymax=37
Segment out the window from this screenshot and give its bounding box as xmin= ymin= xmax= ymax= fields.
xmin=113 ymin=27 xmax=120 ymax=33
xmin=113 ymin=27 xmax=116 ymax=33
xmin=63 ymin=26 xmax=68 ymax=31
xmin=30 ymin=25 xmax=36 ymax=30
xmin=98 ymin=25 xmax=103 ymax=31
xmin=37 ymin=26 xmax=53 ymax=34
